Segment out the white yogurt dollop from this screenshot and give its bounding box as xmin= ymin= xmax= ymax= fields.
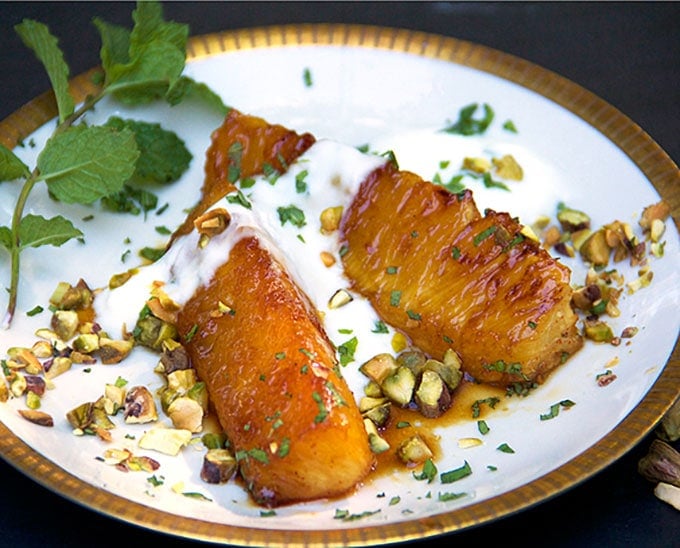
xmin=94 ymin=139 xmax=387 ymax=358
xmin=94 ymin=130 xmax=558 ymax=368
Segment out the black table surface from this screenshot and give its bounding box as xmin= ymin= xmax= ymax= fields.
xmin=0 ymin=2 xmax=678 ymax=547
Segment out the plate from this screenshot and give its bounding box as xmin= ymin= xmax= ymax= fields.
xmin=0 ymin=25 xmax=678 ymax=546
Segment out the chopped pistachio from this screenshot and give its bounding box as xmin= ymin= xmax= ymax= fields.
xmin=97 ymin=337 xmax=134 ymax=364
xmin=462 ymin=156 xmax=491 ymax=174
xmin=167 ymin=396 xmax=204 ymax=433
xmin=654 ymin=482 xmax=680 ymax=511
xmin=50 ymin=310 xmax=80 ymax=341
xmin=25 ymin=390 xmax=41 ymax=410
xmin=492 ymin=154 xmax=523 ymax=180
xmin=414 ymin=369 xmax=451 ymax=418
xmin=328 ymin=288 xmax=353 ymax=309
xmin=541 ymin=225 xmax=562 ymax=248
xmin=134 ymin=315 xmax=178 ymax=351
xmin=159 ymin=340 xmax=191 ymax=374
xmin=319 ymin=205 xmax=344 ymax=234
xmin=7 ymin=347 xmax=43 ymax=375
xmin=30 ymin=340 xmax=53 ymax=359
xmin=556 ymin=205 xmax=590 ymax=232
xmin=570 ymin=228 xmax=592 ymax=251
xmin=391 ymin=332 xmax=408 ymax=353
xmin=397 ymin=434 xmax=433 ymax=465
xmin=194 ymin=208 xmax=230 ymax=238
xmin=583 ymin=319 xmax=615 ymax=343
xmin=579 ymin=229 xmax=611 ymax=266
xmin=396 ymin=348 xmax=426 ymax=371
xmin=458 ymin=437 xmax=483 ymax=448
xmin=363 ymin=419 xmax=390 ymax=454
xmin=638 ymin=439 xmax=680 ymax=487
xmin=44 ymin=356 xmax=72 ymax=380
xmin=18 ymin=409 xmax=53 ymax=427
xmin=626 ymin=270 xmax=653 ymax=294
xmin=649 ymin=218 xmax=666 ymax=243
xmin=123 ymin=386 xmax=158 ymax=424
xmin=363 ymin=380 xmax=383 ymax=398
xmin=519 ymin=224 xmax=539 ymax=242
xmin=49 ymin=279 xmax=92 ymax=310
xmin=639 ymin=200 xmax=670 ymax=231
xmin=72 ymin=333 xmax=100 ymax=354
xmin=104 ymin=384 xmax=127 ymax=414
xmin=359 ymin=353 xmax=398 ymax=384
xmin=359 ymin=396 xmax=391 ymax=427
xmin=34 ymin=328 xmax=68 ymax=352
xmin=167 ymin=369 xmax=198 ymax=393
xmin=201 ymin=448 xmax=237 ymax=483
xmin=381 ymin=366 xmax=416 ymax=407
xmin=109 ymin=270 xmax=134 ymax=289
xmin=138 ymin=427 xmax=192 ymax=456
xmin=66 ymin=402 xmax=95 ymax=430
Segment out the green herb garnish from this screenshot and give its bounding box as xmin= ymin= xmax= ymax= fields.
xmin=443 ymin=103 xmax=494 ymax=136
xmin=277 ymin=205 xmax=306 ymax=228
xmin=0 ymin=1 xmax=227 ymax=327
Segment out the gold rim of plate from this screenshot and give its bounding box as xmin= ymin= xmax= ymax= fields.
xmin=0 ymin=24 xmax=678 ymax=547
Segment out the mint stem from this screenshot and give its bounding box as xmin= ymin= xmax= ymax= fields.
xmin=3 ymin=168 xmax=40 ymax=329
xmin=2 ymin=89 xmax=105 ymax=329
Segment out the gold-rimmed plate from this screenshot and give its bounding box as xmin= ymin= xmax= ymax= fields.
xmin=0 ymin=25 xmax=678 ymax=546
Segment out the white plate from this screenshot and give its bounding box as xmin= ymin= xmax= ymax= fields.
xmin=0 ymin=26 xmax=678 ymax=546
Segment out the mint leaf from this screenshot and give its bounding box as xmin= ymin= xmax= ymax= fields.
xmin=101 ymin=2 xmax=188 ymax=105
xmin=38 ymin=125 xmax=139 ymax=204
xmin=0 ymin=226 xmax=11 ymax=251
xmin=15 ymin=19 xmax=75 ymax=123
xmin=166 ymin=76 xmax=230 ymax=115
xmin=277 ymin=205 xmax=306 ymax=228
xmin=106 ymin=41 xmax=186 ymax=103
xmin=104 ymin=117 xmax=191 ymax=184
xmin=101 ymin=184 xmax=158 ymax=216
xmin=93 ymin=17 xmax=132 ymax=73
xmin=0 ymin=144 xmax=31 ymax=182
xmin=18 ymin=214 xmax=83 ymax=249
xmin=129 ymin=1 xmax=187 ymax=54
xmin=444 ymin=103 xmax=494 ymax=136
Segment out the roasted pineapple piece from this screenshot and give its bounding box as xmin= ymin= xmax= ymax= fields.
xmin=176 ymin=230 xmax=374 ymax=506
xmin=340 ymin=162 xmax=583 ymax=386
xmin=173 ymin=109 xmax=315 ymax=239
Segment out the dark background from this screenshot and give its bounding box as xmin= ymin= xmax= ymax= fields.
xmin=0 ymin=2 xmax=678 ymax=547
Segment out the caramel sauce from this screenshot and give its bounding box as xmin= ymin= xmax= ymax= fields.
xmin=371 ymin=380 xmax=506 ymax=477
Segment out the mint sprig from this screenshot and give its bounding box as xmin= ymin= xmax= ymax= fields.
xmin=0 ymin=1 xmax=228 ymax=328
xmin=15 ymin=19 xmax=75 ymax=123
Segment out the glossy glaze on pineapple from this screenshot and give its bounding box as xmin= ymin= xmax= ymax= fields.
xmin=340 ymin=161 xmax=583 ymax=386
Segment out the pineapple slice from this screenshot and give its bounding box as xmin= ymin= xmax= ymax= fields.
xmin=176 ymin=232 xmax=374 ymax=506
xmin=340 ymin=162 xmax=583 ymax=386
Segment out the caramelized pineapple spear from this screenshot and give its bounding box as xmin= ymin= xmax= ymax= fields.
xmin=173 ymin=109 xmax=315 ymax=239
xmin=340 ymin=162 xmax=583 ymax=386
xmin=176 ymin=221 xmax=374 ymax=506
